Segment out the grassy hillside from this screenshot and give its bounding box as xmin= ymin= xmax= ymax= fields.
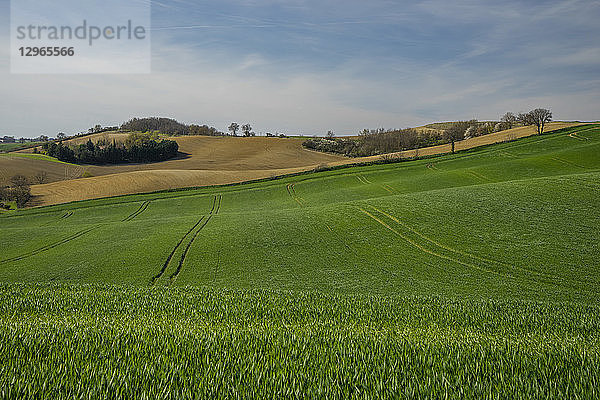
xmin=0 ymin=124 xmax=599 ymax=398
xmin=2 ymin=122 xmax=578 ymax=206
xmin=0 ymin=141 xmax=44 ymax=152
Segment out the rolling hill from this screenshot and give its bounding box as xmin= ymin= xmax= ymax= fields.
xmin=1 ymin=121 xmax=582 ymax=207
xmin=0 ymin=124 xmax=598 ymax=398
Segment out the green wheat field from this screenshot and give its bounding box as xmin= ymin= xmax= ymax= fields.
xmin=1 ymin=125 xmax=599 ymax=398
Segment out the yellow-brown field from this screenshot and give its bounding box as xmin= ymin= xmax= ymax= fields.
xmin=2 ymin=122 xmax=582 ymax=206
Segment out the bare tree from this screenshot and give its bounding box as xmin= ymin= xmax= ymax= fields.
xmin=443 ymin=121 xmax=469 ymax=154
xmin=501 ymin=112 xmax=517 ymax=129
xmin=528 ymin=108 xmax=553 ymax=135
xmin=326 ymin=130 xmax=335 ymax=140
xmin=228 ymin=122 xmax=240 ymax=136
xmin=241 ymin=124 xmax=253 ymax=137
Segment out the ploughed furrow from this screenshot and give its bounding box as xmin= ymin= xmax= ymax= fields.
xmin=169 ymin=194 xmax=222 ymax=284
xmin=122 ymin=200 xmax=151 ymax=222
xmin=0 ymin=226 xmax=98 ymax=264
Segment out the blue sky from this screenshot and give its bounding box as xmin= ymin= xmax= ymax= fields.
xmin=1 ymin=0 xmax=599 ymax=137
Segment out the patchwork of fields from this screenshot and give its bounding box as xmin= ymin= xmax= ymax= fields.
xmin=0 ymin=125 xmax=599 ymax=398
xmin=2 ymin=121 xmax=580 ymax=206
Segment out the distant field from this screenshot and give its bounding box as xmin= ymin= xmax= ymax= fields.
xmin=12 ymin=121 xmax=582 ymax=206
xmin=1 ymin=124 xmax=599 ymax=398
xmin=0 ymin=141 xmax=43 ymax=152
xmin=1 ymin=124 xmax=599 ymax=397
xmin=3 ymin=134 xmax=344 ymax=203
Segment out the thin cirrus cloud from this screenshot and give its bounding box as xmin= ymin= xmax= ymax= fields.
xmin=0 ymin=0 xmax=599 ymax=138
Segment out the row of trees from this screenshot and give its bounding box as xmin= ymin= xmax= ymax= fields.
xmin=443 ymin=109 xmax=553 ymax=153
xmin=303 ymin=128 xmax=444 ymax=157
xmin=121 ymin=117 xmax=224 ymax=136
xmin=42 ymin=133 xmax=179 ymax=164
xmin=305 ymin=108 xmax=552 ymax=157
xmin=0 ymin=175 xmax=31 ymax=208
xmin=502 ymin=109 xmax=553 ymax=135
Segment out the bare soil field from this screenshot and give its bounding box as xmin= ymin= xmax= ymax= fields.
xmin=29 ymin=167 xmax=310 ymax=206
xmin=3 ymin=122 xmax=584 ymax=206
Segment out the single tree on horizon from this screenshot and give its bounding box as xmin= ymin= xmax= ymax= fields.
xmin=241 ymin=124 xmax=253 ymax=137
xmin=228 ymin=123 xmax=240 ymax=136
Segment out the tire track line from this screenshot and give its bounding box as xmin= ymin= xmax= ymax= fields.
xmin=122 ymin=200 xmax=151 ymax=222
xmin=465 ymin=170 xmax=492 ymax=183
xmin=151 ymin=195 xmax=221 ymax=285
xmin=0 ymin=226 xmax=98 ymax=264
xmin=358 ymin=207 xmax=504 ymax=277
xmin=568 ymin=132 xmax=587 ymax=141
xmin=151 ymin=205 xmax=211 ymax=285
xmin=286 ymin=183 xmax=304 ymax=206
xmin=60 ymin=211 xmax=73 ymax=219
xmin=169 ymin=194 xmax=222 ymax=284
xmin=381 ymin=184 xmax=396 ymax=194
xmin=551 ymin=157 xmax=587 ymax=170
xmin=368 ymin=205 xmax=558 ymax=281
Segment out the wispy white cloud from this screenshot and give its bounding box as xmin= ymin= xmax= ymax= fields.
xmin=1 ymin=0 xmax=599 ymax=137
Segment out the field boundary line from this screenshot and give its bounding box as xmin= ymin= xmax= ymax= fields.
xmin=0 ymin=225 xmax=98 ymax=264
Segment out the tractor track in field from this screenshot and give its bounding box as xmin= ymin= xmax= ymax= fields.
xmin=363 ymin=205 xmax=590 ymax=289
xmin=550 ymin=157 xmax=587 ymax=170
xmin=169 ymin=194 xmax=221 ymax=284
xmin=465 ymin=170 xmax=493 ymax=183
xmin=151 ymin=195 xmax=221 ymax=285
xmin=60 ymin=211 xmax=73 ymax=219
xmin=569 ymin=132 xmax=588 ymax=141
xmin=381 ymin=184 xmax=396 ymax=194
xmin=122 ymin=200 xmax=152 ymax=222
xmin=426 ymin=163 xmax=439 ymax=170
xmin=0 ymin=225 xmax=98 ymax=264
xmin=359 ymin=206 xmax=505 ymax=278
xmin=286 ymin=183 xmax=304 ymax=206
xmin=356 ymin=175 xmax=372 ymax=184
